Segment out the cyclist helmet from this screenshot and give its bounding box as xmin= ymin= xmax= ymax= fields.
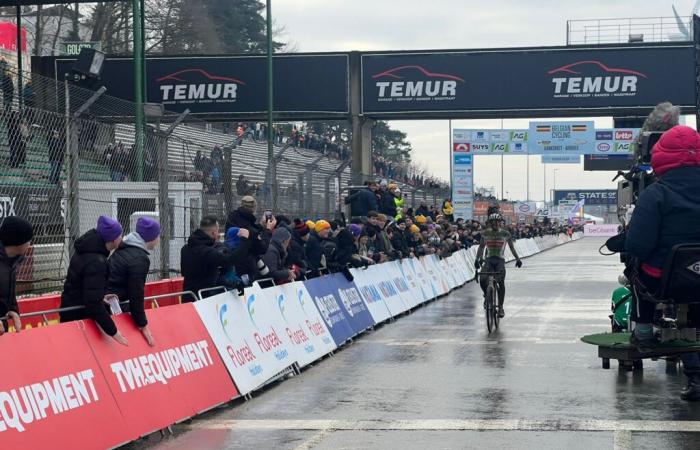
xmin=487 ymin=213 xmax=502 ymax=223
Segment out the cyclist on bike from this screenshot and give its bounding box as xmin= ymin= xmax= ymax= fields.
xmin=475 ymin=213 xmax=523 ymax=318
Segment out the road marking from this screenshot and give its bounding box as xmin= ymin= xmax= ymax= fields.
xmin=359 ymin=337 xmax=581 ymax=346
xmin=293 ymin=429 xmax=330 ymax=450
xmin=186 ymin=419 xmax=700 ymax=433
xmin=613 ymin=430 xmax=632 ymax=450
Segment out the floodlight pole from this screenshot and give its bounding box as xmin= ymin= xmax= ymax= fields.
xmin=15 ymin=5 xmax=22 ymax=108
xmin=266 ymin=0 xmax=277 ymax=211
xmin=133 ymin=0 xmax=145 ymax=181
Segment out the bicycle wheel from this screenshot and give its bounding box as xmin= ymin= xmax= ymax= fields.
xmin=493 ymin=283 xmax=500 ymax=330
xmin=485 ymin=283 xmax=494 ymax=333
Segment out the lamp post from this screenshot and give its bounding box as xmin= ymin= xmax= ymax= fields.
xmin=553 ymin=169 xmax=559 ymax=205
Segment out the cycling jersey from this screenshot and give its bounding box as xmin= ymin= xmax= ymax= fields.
xmin=480 ymin=228 xmax=511 ymax=259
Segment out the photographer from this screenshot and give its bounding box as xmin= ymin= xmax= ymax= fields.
xmin=624 ymin=124 xmax=700 ymax=400
xmin=225 ymin=196 xmax=271 ymax=282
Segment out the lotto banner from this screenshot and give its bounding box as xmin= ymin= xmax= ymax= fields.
xmin=83 ymin=304 xmax=238 ymax=436
xmin=349 ymin=267 xmax=393 ymax=324
xmin=193 ymin=289 xmax=294 ymax=396
xmin=258 ymin=283 xmax=337 ymax=368
xmin=0 ymin=323 xmax=130 ymax=449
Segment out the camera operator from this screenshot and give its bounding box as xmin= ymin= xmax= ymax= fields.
xmin=625 ymin=124 xmax=700 ymax=400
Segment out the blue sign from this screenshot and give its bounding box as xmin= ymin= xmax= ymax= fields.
xmin=453 ymin=154 xmax=473 ymax=164
xmin=302 ymin=274 xmax=374 ymax=346
xmin=554 ymin=189 xmax=617 ymax=205
xmin=528 ymin=121 xmax=596 ymax=155
xmin=542 ymin=155 xmax=581 ymax=164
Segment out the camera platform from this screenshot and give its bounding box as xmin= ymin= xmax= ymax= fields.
xmin=581 ymin=332 xmax=700 ymax=371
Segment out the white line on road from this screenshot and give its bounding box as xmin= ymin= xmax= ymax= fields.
xmin=613 ymin=430 xmax=633 ymax=450
xmin=186 ymin=419 xmax=700 ymax=433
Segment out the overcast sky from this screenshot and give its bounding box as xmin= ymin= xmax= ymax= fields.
xmin=274 ymin=0 xmax=697 ymax=201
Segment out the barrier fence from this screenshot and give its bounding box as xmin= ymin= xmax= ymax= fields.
xmin=1 ymin=233 xmax=581 ymax=448
xmin=1 ymin=66 xmax=449 ymax=296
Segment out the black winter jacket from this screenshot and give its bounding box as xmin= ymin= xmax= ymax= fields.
xmin=289 ymin=230 xmax=309 ymax=271
xmin=181 ymin=229 xmax=241 ymax=299
xmin=106 ymin=236 xmax=150 ymax=328
xmin=262 ymin=240 xmax=290 ymax=282
xmin=379 ymin=190 xmax=397 ymax=217
xmin=225 ymin=208 xmax=270 ymax=279
xmin=306 ymin=232 xmax=325 ymax=270
xmin=60 ymin=229 xmax=117 ymax=336
xmin=0 ymin=242 xmax=22 ymax=318
xmin=626 ymin=166 xmax=700 ymax=272
xmin=344 ymin=188 xmax=379 ymax=217
xmin=391 ymin=228 xmax=411 ymax=258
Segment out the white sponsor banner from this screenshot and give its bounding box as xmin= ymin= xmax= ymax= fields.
xmin=193 ymin=288 xmax=293 ymax=396
xmin=349 ymin=267 xmax=393 ymax=323
xmin=386 ymin=261 xmax=423 ymax=308
xmin=364 ymin=265 xmax=411 ymax=315
xmin=400 ymin=258 xmax=431 ymax=303
xmin=584 ymin=223 xmax=620 ymax=237
xmin=258 ymin=283 xmax=337 ymax=368
xmin=515 ymin=201 xmax=537 ymax=215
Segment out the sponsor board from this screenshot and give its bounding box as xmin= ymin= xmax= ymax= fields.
xmin=84 ymin=304 xmax=238 ymax=434
xmin=348 ymin=267 xmax=394 ymax=323
xmin=584 ymin=223 xmax=620 ymax=237
xmin=554 ymin=189 xmax=617 ymax=205
xmin=541 ymin=154 xmax=582 ymax=164
xmin=528 ymin=121 xmax=596 ymax=155
xmin=193 ymin=289 xmax=293 ymax=396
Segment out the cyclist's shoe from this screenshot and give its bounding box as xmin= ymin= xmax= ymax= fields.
xmin=681 ymin=375 xmax=700 ymax=401
xmin=629 ymin=332 xmax=658 ymax=354
xmin=498 ymin=307 xmax=505 ymax=318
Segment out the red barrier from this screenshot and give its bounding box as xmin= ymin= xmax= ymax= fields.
xmin=0 ymin=303 xmax=239 ymax=448
xmin=0 ymin=322 xmax=131 ymax=449
xmin=16 ymin=294 xmax=61 ymax=329
xmin=82 ymin=304 xmax=239 ymax=437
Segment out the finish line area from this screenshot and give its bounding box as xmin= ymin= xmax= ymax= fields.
xmin=129 ymin=239 xmax=700 ymax=450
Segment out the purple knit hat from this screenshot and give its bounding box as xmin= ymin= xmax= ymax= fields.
xmin=136 ymin=217 xmax=161 ymax=243
xmin=348 ymin=223 xmax=362 ymax=237
xmin=96 ymin=216 xmax=123 ymax=243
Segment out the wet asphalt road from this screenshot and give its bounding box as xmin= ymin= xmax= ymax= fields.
xmin=128 ymin=238 xmax=700 ymax=450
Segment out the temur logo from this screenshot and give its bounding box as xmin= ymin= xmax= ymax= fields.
xmin=548 ymin=60 xmax=647 ymax=99
xmin=372 ymin=65 xmax=465 ymax=102
xmin=156 ymin=68 xmax=246 ymax=104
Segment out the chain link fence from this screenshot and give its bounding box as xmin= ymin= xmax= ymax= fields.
xmin=0 ymin=67 xmax=449 ymax=296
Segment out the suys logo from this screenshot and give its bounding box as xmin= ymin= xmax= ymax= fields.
xmin=548 ymin=60 xmax=647 ymax=99
xmin=246 ymin=293 xmax=259 ymax=330
xmin=372 ymin=65 xmax=465 ymax=101
xmin=156 ymin=68 xmax=246 ymax=104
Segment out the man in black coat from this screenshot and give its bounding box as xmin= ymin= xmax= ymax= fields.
xmin=306 ymin=220 xmax=332 ymax=271
xmin=390 ymin=219 xmax=412 ymax=259
xmin=0 ymin=217 xmax=33 ymax=334
xmin=106 ymin=217 xmax=161 ymax=346
xmin=289 ymin=219 xmax=310 ymax=272
xmin=225 ymin=196 xmax=271 ymax=281
xmin=344 ymin=181 xmax=379 ymax=218
xmin=61 ymin=216 xmax=128 ymax=345
xmin=182 ymin=216 xmax=249 ymax=300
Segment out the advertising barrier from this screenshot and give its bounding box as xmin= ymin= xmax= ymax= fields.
xmin=5 ymin=236 xmax=585 ymax=448
xmin=82 ymin=305 xmax=238 ymax=436
xmin=193 ymin=288 xmax=294 ymax=396
xmin=349 ymin=267 xmax=393 ymax=324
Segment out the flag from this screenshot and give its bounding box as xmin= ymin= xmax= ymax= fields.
xmin=569 ymin=199 xmax=585 ymax=219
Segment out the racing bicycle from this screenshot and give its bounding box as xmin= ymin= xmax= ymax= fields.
xmin=478 ymin=270 xmax=502 ymax=333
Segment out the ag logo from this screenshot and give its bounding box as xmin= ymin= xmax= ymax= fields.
xmin=491 ymin=143 xmax=508 ymax=152
xmin=615 ymin=142 xmax=631 ymax=152
xmin=510 ymin=131 xmax=527 ymax=142
xmin=687 ymin=261 xmax=700 ymax=275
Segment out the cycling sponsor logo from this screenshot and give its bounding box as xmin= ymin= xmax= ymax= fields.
xmin=453 ymin=143 xmax=470 ymax=152
xmin=596 ymin=131 xmax=613 ymax=140
xmin=615 ymin=130 xmax=635 ymax=140
xmin=597 ymin=142 xmax=611 ymax=152
xmin=548 ymin=60 xmax=647 ymax=99
xmin=372 ymin=65 xmax=465 ymax=102
xmin=157 ymin=68 xmax=244 ymax=105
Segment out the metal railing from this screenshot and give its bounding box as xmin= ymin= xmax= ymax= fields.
xmin=2 ymin=290 xmax=196 ymax=329
xmin=567 ymin=16 xmax=693 ymax=45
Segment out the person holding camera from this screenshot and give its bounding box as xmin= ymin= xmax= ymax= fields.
xmin=225 ymin=196 xmax=272 ymax=282
xmin=625 ymin=125 xmax=700 ymax=400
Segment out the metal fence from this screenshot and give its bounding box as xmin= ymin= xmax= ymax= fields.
xmin=566 ymin=16 xmax=693 ymax=45
xmin=0 ymin=67 xmax=449 ymax=295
